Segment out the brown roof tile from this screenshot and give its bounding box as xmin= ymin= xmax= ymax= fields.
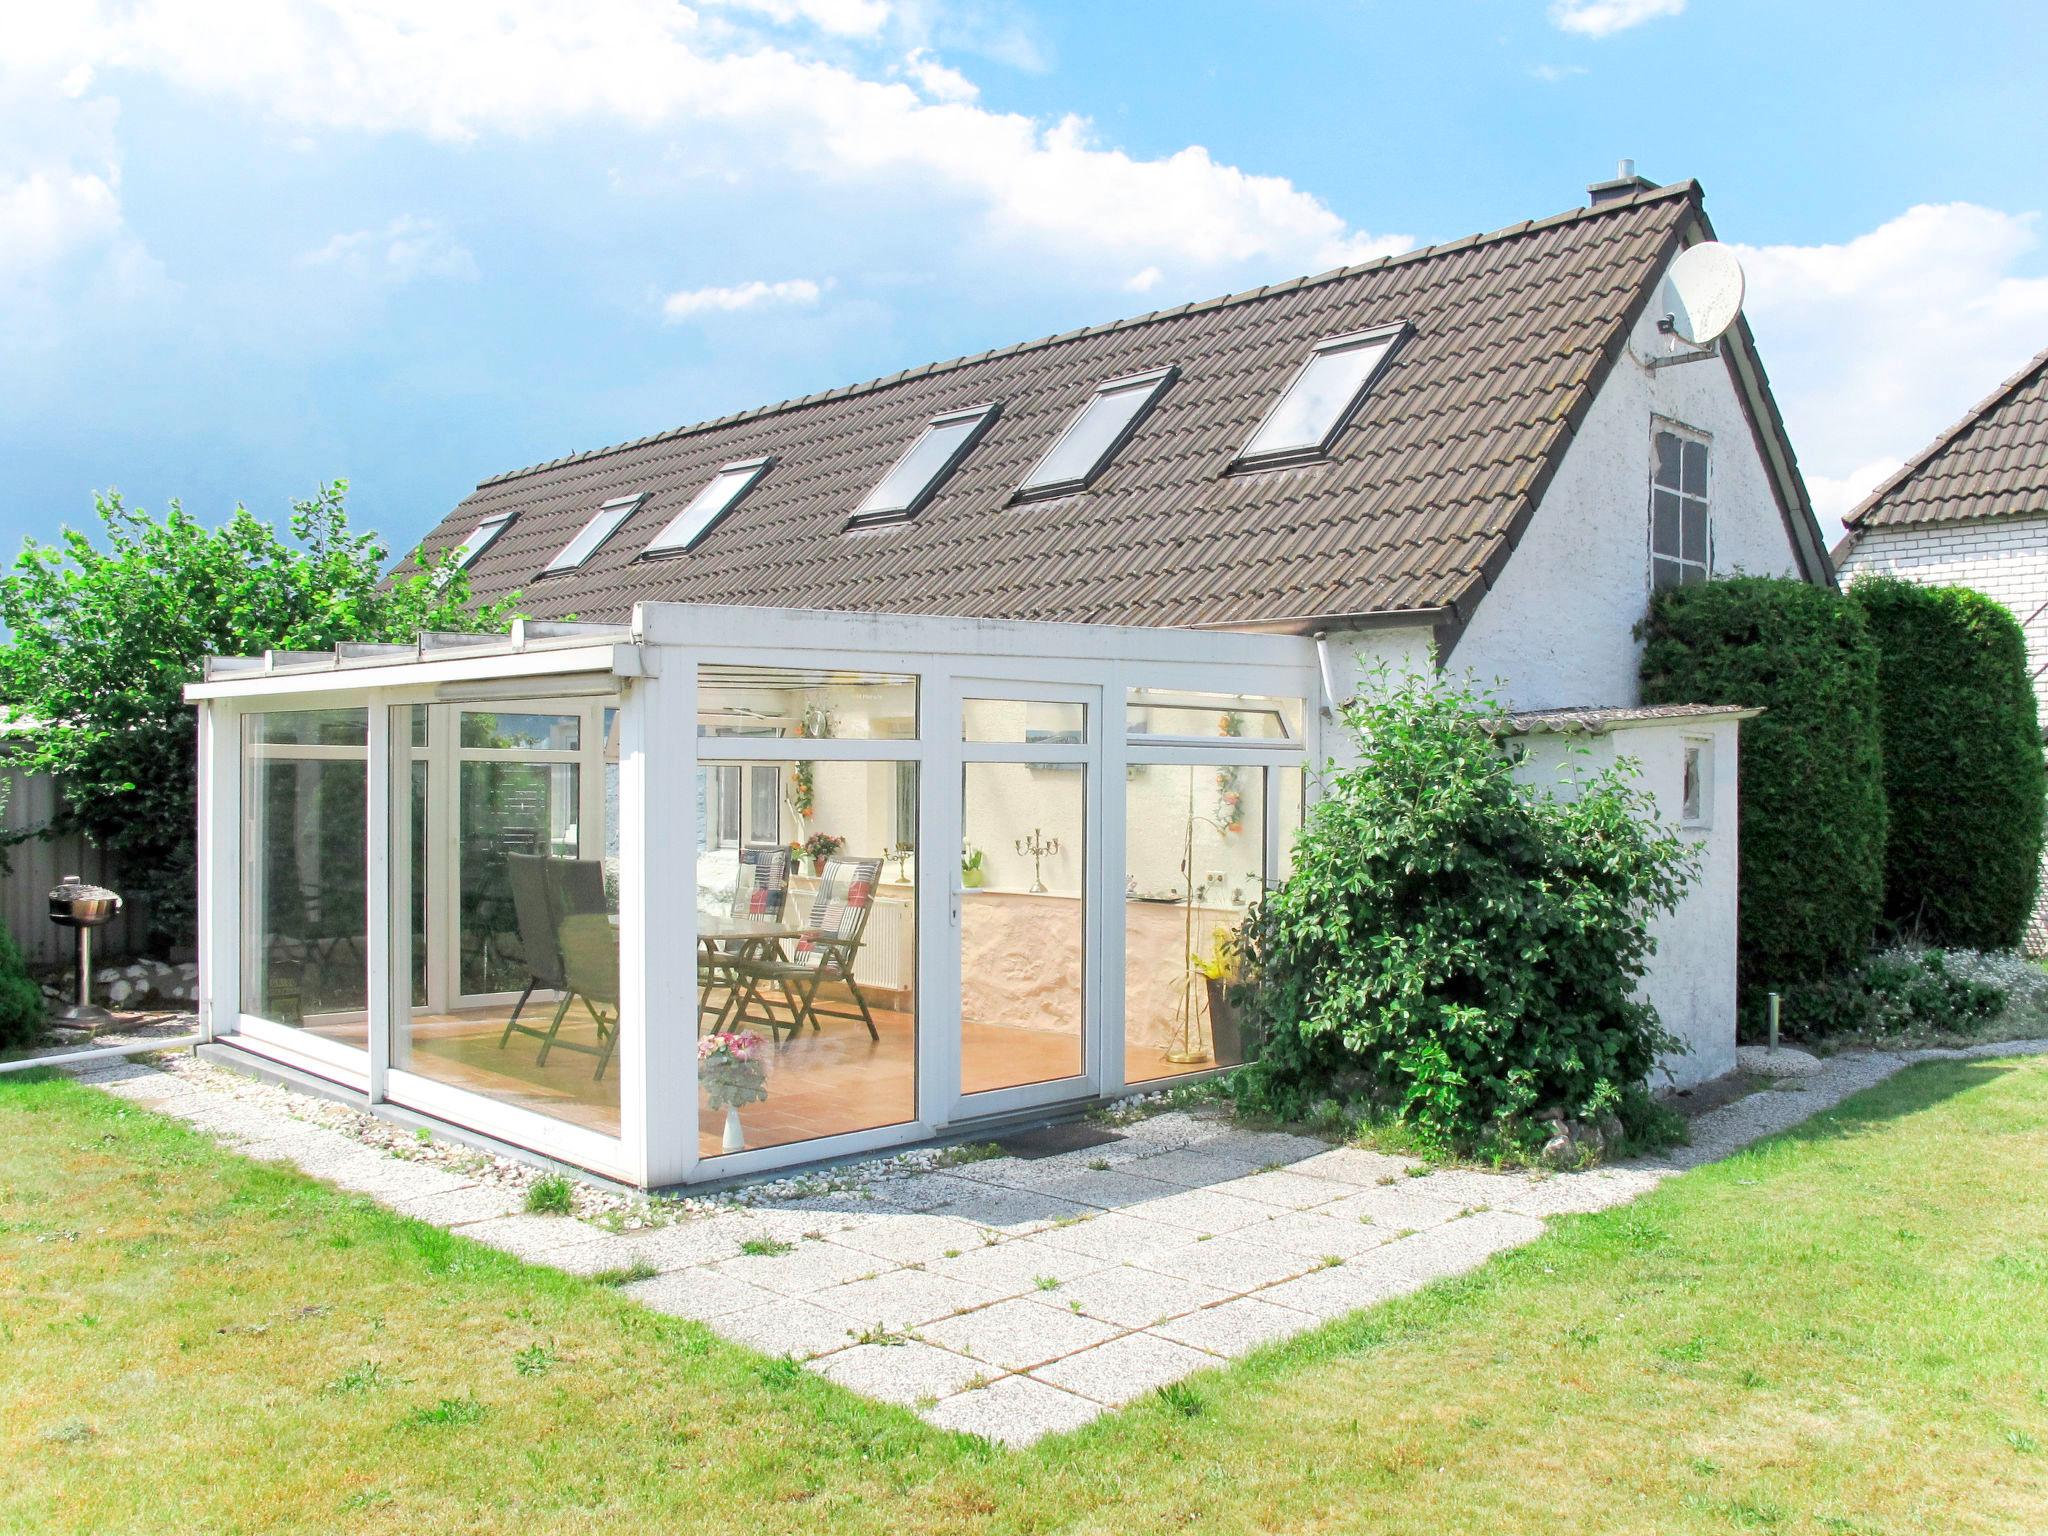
xmin=1845 ymin=345 xmax=2048 ymax=533
xmin=419 ymin=184 xmax=1705 ymax=631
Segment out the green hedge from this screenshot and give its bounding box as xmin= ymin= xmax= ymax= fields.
xmin=0 ymin=924 xmax=45 ymax=1050
xmin=1639 ymin=576 xmax=1886 ymax=995
xmin=1850 ymin=575 xmax=2045 ymax=949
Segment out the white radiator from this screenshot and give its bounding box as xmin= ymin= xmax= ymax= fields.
xmin=852 ymin=898 xmax=911 ymax=992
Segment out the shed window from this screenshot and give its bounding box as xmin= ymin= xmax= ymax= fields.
xmin=543 ymin=495 xmax=645 ymax=575
xmin=1016 ymin=368 xmax=1176 ymax=500
xmin=1651 ymin=427 xmax=1711 ymax=589
xmin=848 ymin=404 xmax=1000 ymax=527
xmin=1235 ymin=324 xmax=1406 ymax=467
xmin=1681 ymin=737 xmax=1712 ymax=828
xmin=643 ymin=458 xmax=772 ymax=557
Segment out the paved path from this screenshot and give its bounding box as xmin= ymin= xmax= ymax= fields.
xmin=63 ymin=1038 xmax=2048 ymax=1447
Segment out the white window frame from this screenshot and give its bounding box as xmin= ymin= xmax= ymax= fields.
xmin=1681 ymin=736 xmax=1712 ymax=830
xmin=1233 ymin=322 xmax=1408 ymax=470
xmin=847 ymin=404 xmax=1001 ymax=528
xmin=642 ymin=458 xmax=772 ymax=558
xmin=541 ymin=494 xmax=646 ymax=575
xmin=1650 ymin=420 xmax=1712 ymax=590
xmin=1014 ymin=367 xmax=1176 ymax=501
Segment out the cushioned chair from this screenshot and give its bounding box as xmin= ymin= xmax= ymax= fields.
xmin=542 ymin=912 xmax=620 ymax=1080
xmin=498 ymin=854 xmax=609 ymax=1062
xmin=731 ymin=854 xmax=883 ymax=1043
xmin=698 ymin=846 xmax=791 ymax=1033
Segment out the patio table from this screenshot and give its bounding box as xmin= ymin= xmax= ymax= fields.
xmin=696 ymin=912 xmax=803 ymax=1034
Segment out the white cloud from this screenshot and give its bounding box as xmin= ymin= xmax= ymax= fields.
xmin=704 ymin=0 xmax=892 ymax=37
xmin=1733 ymin=202 xmax=2048 ymax=539
xmin=1528 ymin=62 xmax=1588 ymax=83
xmin=1549 ymin=0 xmax=1684 ymax=38
xmin=902 ymin=46 xmax=976 ymax=103
xmin=662 ymin=276 xmax=824 ymax=321
xmin=14 ymin=1 xmax=1404 ymax=289
xmin=0 ymin=168 xmax=123 ymax=275
xmin=300 ymin=215 xmax=477 ymax=281
xmin=1123 ymin=265 xmax=1163 ymax=294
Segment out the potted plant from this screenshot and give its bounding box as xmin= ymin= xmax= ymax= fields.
xmin=1192 ymin=926 xmax=1254 ymax=1066
xmin=699 ymin=1030 xmax=769 ymax=1152
xmin=960 ymin=841 xmax=986 ymax=889
xmin=801 ymin=832 xmax=845 ymax=875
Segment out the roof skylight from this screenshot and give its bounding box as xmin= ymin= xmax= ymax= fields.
xmin=848 ymin=404 xmax=1000 ymax=527
xmin=542 ymin=494 xmax=647 ymax=575
xmin=438 ymin=514 xmax=514 ymax=584
xmin=1235 ymin=323 xmax=1408 ymax=467
xmin=642 ymin=457 xmax=772 ymax=557
xmin=1015 ymin=367 xmax=1176 ymax=501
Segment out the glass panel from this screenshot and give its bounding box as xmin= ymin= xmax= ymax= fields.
xmin=1241 ymin=332 xmax=1396 ymax=461
xmin=1126 ymin=688 xmax=1302 ymax=741
xmin=393 ymin=698 xmax=622 ymax=1138
xmin=241 ymin=710 xmax=368 ymax=1047
xmin=1682 ymin=744 xmax=1704 ymax=823
xmin=408 ymin=704 xmax=428 ymax=747
xmin=1652 ymin=489 xmax=1682 ymax=557
xmin=746 ymin=766 xmax=783 ymax=846
xmin=1019 ymin=372 xmax=1170 ymax=495
xmin=246 ymin=709 xmax=368 ymax=748
xmin=543 ymin=498 xmax=639 ymax=573
xmin=449 ymin=516 xmax=511 ymax=571
xmin=1652 ymin=557 xmax=1684 ymax=591
xmin=1681 ymin=439 xmax=1710 ymax=497
xmin=461 ymin=711 xmax=581 ymax=751
xmin=852 ymin=408 xmax=993 ymax=520
xmin=1654 ymin=431 xmax=1683 ymax=489
xmin=1125 ymin=764 xmax=1266 ymax=1085
xmin=1277 ymin=763 xmax=1305 ymax=882
xmin=1681 ymin=501 xmax=1709 ymax=564
xmin=644 ymin=461 xmax=769 ymax=555
xmin=962 ymin=698 xmax=1087 ymax=744
xmin=698 ymin=664 xmax=917 ymax=740
xmin=697 ymin=761 xmax=916 ymax=1158
xmin=960 ymin=761 xmax=1086 ymax=1094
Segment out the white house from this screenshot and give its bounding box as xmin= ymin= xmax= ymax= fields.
xmin=184 ymin=173 xmax=1831 ymax=1189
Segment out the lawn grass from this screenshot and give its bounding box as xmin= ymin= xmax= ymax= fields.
xmin=4 ymin=1056 xmax=2047 ymax=1533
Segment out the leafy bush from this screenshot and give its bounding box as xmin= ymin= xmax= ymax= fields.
xmin=1639 ymin=576 xmax=1886 ymax=996
xmin=1850 ymin=575 xmax=2046 ymax=949
xmin=1763 ymin=945 xmax=2016 ymax=1042
xmin=1232 ymin=673 xmax=1696 ymax=1157
xmin=0 ymin=484 xmax=517 ymax=951
xmin=0 ymin=924 xmax=45 ymax=1050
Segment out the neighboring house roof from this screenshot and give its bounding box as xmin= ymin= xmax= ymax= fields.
xmin=1840 ymin=344 xmax=2048 ymax=547
xmin=421 ymin=180 xmax=1827 ymax=635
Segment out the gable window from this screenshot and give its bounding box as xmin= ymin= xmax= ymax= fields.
xmin=848 ymin=403 xmax=1000 ymax=528
xmin=1681 ymin=737 xmax=1712 ymax=828
xmin=1651 ymin=426 xmax=1710 ymax=589
xmin=441 ymin=514 xmax=514 ymax=581
xmin=542 ymin=494 xmax=646 ymax=575
xmin=1015 ymin=367 xmax=1176 ymax=500
xmin=1235 ymin=323 xmax=1407 ymax=468
xmin=643 ymin=457 xmax=772 ymax=557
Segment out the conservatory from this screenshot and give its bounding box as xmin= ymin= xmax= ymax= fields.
xmin=188 ymin=603 xmax=1320 ymax=1187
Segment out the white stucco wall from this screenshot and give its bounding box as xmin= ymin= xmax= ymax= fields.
xmin=1452 ymin=290 xmax=1806 ymax=712
xmin=1838 ymin=515 xmax=2048 ymax=714
xmin=1510 ymin=718 xmax=1741 ymax=1091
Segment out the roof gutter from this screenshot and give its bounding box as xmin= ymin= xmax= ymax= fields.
xmin=1189 ymin=606 xmax=1453 ymax=638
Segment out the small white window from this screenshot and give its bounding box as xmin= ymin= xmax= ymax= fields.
xmin=1235 ymin=324 xmax=1407 ymax=467
xmin=643 ymin=458 xmax=772 ymax=557
xmin=1016 ymin=367 xmax=1175 ymax=500
xmin=543 ymin=494 xmax=645 ymax=574
xmin=445 ymin=514 xmax=513 ymax=572
xmin=1651 ymin=426 xmax=1711 ymax=590
xmin=1681 ymin=737 xmax=1712 ymax=828
xmin=849 ymin=404 xmax=1001 ymax=527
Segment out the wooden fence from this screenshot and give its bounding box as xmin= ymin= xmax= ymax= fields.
xmin=1 ymin=765 xmax=139 ymax=965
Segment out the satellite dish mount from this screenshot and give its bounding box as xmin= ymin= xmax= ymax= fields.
xmin=1643 ymin=242 xmax=1745 ymax=371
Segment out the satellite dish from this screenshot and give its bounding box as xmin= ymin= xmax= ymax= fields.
xmin=1661 ymin=242 xmax=1745 ymax=346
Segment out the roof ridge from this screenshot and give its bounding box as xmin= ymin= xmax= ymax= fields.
xmin=475 ymin=180 xmax=1702 ymax=491
xmin=1843 ymin=341 xmax=2048 ymax=528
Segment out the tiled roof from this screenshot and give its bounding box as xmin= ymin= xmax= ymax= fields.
xmin=1503 ymin=702 xmax=1763 ymax=735
xmin=1844 ymin=345 xmax=2048 ymax=533
xmin=421 ymin=183 xmax=1707 ymax=632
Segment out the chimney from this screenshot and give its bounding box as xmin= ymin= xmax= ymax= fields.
xmin=1587 ymin=157 xmax=1657 ymax=207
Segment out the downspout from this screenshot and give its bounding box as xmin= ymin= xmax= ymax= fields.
xmin=1312 ymin=631 xmax=1339 ymax=722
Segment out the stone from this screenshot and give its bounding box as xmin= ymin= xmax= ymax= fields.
xmin=919 ymin=1297 xmax=1121 ymax=1371
xmin=1029 ymin=1331 xmax=1217 ymax=1406
xmin=923 ymin=1374 xmax=1103 ymax=1446
xmin=1735 ymin=1043 xmax=1824 ymax=1078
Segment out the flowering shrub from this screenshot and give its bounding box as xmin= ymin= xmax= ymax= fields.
xmin=698 ymin=1030 xmax=769 ymax=1110
xmin=1233 ymin=674 xmax=1696 ymax=1158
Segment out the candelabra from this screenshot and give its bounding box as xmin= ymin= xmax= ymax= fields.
xmin=1014 ymin=827 xmax=1061 ymax=893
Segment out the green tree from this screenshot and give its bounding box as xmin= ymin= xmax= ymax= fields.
xmin=1639 ymin=576 xmax=1887 ymax=998
xmin=1851 ymin=574 xmax=2046 ymax=948
xmin=1235 ymin=673 xmax=1696 ymax=1155
xmin=0 ymin=482 xmax=516 ymax=951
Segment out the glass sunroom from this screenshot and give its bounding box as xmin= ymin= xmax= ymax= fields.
xmin=188 ymin=604 xmax=1321 ymax=1187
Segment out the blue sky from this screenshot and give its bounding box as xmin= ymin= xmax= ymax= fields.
xmin=5 ymin=0 xmax=2047 ymax=561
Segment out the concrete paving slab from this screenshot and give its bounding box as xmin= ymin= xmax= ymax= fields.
xmin=811 ymin=1269 xmax=1000 ymax=1332
xmin=809 ymin=1340 xmax=988 ymax=1406
xmin=924 ymin=1373 xmax=1103 ymax=1446
xmin=1151 ymin=1296 xmax=1315 ymax=1357
xmin=919 ymin=1296 xmax=1122 ymax=1371
xmin=1030 ymin=1330 xmax=1219 ymax=1406
xmin=1048 ymin=1263 xmax=1234 ymax=1330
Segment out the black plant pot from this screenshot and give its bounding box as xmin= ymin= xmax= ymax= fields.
xmin=1206 ymin=976 xmax=1258 ymax=1066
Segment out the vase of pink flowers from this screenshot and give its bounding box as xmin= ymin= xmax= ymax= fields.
xmin=699 ymin=1030 xmax=768 ymax=1153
